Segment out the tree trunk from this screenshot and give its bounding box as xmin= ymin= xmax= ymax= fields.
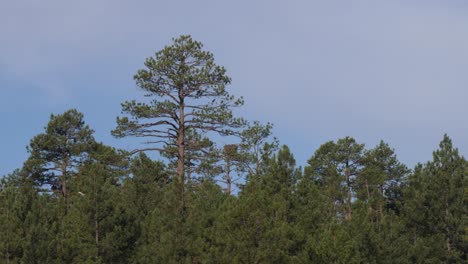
xmin=177 ymin=132 xmax=185 ymax=188
xmin=186 ymin=163 xmax=191 ymax=186
xmin=61 ymin=161 xmax=68 ymax=211
xmin=365 ymin=178 xmax=372 ymax=212
xmin=95 ymin=218 xmax=99 ymax=247
xmin=94 ymin=171 xmax=99 ymax=255
xmin=445 ymin=203 xmax=451 ymax=254
xmin=226 ymin=160 xmax=231 ymax=195
xmin=255 ymin=146 xmax=259 ymax=176
xmin=177 ymin=92 xmax=185 ymax=194
xmin=379 ymin=185 xmax=384 ymax=220
xmin=345 ymin=166 xmax=352 ymax=220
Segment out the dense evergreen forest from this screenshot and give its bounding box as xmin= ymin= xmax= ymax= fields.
xmin=1 ymin=36 xmax=466 ymax=263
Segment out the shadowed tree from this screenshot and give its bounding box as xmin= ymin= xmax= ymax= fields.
xmin=112 ymin=35 xmax=245 ymax=193
xmin=24 ymin=109 xmax=95 ymax=208
xmin=305 ymin=137 xmax=364 ymax=221
xmin=64 ymin=143 xmax=132 ymax=264
xmin=357 ymin=141 xmax=409 ymax=220
xmin=0 ymin=170 xmax=56 ymax=263
xmin=216 ymin=145 xmax=300 ymax=263
xmin=403 ymin=135 xmax=466 ymax=262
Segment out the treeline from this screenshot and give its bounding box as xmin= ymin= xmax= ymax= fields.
xmin=1 ymin=36 xmax=467 ymax=263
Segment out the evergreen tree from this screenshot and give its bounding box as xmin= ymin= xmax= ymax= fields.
xmin=358 ymin=141 xmax=409 ymax=220
xmin=123 ymin=153 xmax=169 ymax=262
xmin=215 ymin=121 xmax=277 ymax=194
xmin=0 ymin=170 xmax=56 ymax=263
xmin=63 ymin=143 xmax=132 ymax=264
xmin=24 ymin=109 xmax=95 ymax=207
xmin=162 ymin=129 xmax=219 ymax=184
xmin=238 ymin=121 xmax=278 ymax=177
xmin=403 ymin=135 xmax=466 ymax=262
xmin=112 ymin=35 xmax=245 ymax=191
xmin=133 ymin=181 xmax=187 ymax=263
xmin=125 ymin=152 xmax=169 ymax=220
xmin=215 ymin=146 xmax=299 ymax=263
xmin=2 ymin=97 xmax=467 ymax=263
xmin=305 ymin=137 xmax=364 ymax=221
xmin=184 ymin=180 xmax=227 ymax=262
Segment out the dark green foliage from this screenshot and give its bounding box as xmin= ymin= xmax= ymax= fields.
xmin=213 ymin=146 xmax=300 ymax=263
xmin=112 ymin=35 xmax=245 ymax=187
xmin=403 ymin=135 xmax=466 ymax=262
xmin=1 ymin=36 xmax=465 ymax=263
xmin=0 ymin=170 xmax=57 ymax=263
xmin=2 ymin=124 xmax=466 ymax=263
xmin=66 ymin=144 xmax=133 ymax=264
xmin=162 ymin=128 xmax=219 ymax=182
xmin=305 ymin=137 xmax=365 ymax=221
xmin=25 ymin=109 xmax=95 ymax=193
xmin=238 ymin=121 xmax=278 ymax=177
xmin=125 ymin=153 xmax=169 ymax=218
xmin=132 ymin=180 xmax=226 ymax=263
xmin=358 ymin=141 xmax=409 ymax=219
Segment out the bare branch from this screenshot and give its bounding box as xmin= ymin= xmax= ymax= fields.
xmin=128 ymin=147 xmax=172 ymax=155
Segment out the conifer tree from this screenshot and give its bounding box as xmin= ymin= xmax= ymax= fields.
xmin=112 ymin=35 xmax=245 ymax=192
xmin=403 ymin=135 xmax=466 ymax=262
xmin=305 ymin=137 xmax=364 ymax=220
xmin=216 ymin=146 xmax=299 ymax=263
xmin=125 ymin=153 xmax=169 ymax=218
xmin=67 ymin=143 xmax=132 ymax=264
xmin=0 ymin=170 xmax=56 ymax=263
xmin=238 ymin=121 xmax=278 ymax=177
xmin=162 ymin=128 xmax=219 ymax=184
xmin=214 ymin=121 xmax=277 ymax=194
xmin=358 ymin=141 xmax=409 ymax=220
xmin=24 ymin=109 xmax=95 ymax=207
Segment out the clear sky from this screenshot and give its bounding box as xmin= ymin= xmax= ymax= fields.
xmin=1 ymin=0 xmax=467 ymax=176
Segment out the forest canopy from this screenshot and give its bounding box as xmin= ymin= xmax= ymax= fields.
xmin=0 ymin=36 xmax=466 ymax=263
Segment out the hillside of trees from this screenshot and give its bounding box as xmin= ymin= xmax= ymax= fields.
xmin=1 ymin=36 xmax=466 ymax=263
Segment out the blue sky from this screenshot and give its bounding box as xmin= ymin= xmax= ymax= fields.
xmin=1 ymin=0 xmax=467 ymax=176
